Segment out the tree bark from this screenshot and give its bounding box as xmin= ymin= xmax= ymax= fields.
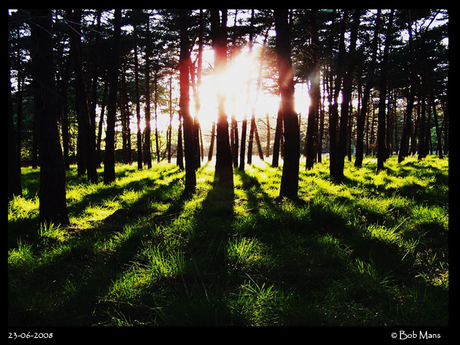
xmin=305 ymin=9 xmax=319 ymax=170
xmin=104 ymin=9 xmax=121 ymax=184
xmin=179 ymin=9 xmax=196 ymax=193
xmin=66 ymin=9 xmax=98 ymax=183
xmin=377 ymin=9 xmax=393 ymax=172
xmin=30 ymin=9 xmax=69 ymax=225
xmin=275 ymin=9 xmax=300 ymax=199
xmin=144 ymin=13 xmax=152 ymax=168
xmin=211 ymin=9 xmax=233 ymax=186
xmin=398 ymin=10 xmax=416 ymax=163
xmin=334 ymin=10 xmax=360 ymax=183
xmin=355 ymin=9 xmax=380 ymax=168
xmin=133 ymin=12 xmax=142 ymax=170
xmin=329 ymin=10 xmax=348 ymax=182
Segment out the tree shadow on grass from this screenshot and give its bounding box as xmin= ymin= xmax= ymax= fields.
xmin=8 ymin=167 xmax=192 ymax=326
xmin=146 ymin=171 xmax=239 ymax=326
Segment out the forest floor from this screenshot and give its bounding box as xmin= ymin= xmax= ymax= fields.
xmin=8 ymin=155 xmax=449 ymax=327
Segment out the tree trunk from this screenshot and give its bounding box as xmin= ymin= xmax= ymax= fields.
xmin=329 ymin=10 xmax=348 ymax=182
xmin=334 ymin=10 xmax=360 ymax=183
xmin=30 ymin=9 xmax=69 ymax=225
xmin=66 ymin=9 xmax=98 ymax=183
xmin=377 ymin=9 xmax=393 ymax=172
xmin=398 ymin=10 xmax=416 ymax=163
xmin=179 ymin=9 xmax=196 ymax=193
xmin=168 ymin=75 xmax=173 ymax=163
xmin=144 ymin=13 xmax=152 ymax=168
xmin=208 ymin=122 xmax=215 ymax=162
xmin=104 ymin=9 xmax=121 ymax=184
xmin=305 ymin=9 xmax=319 ymax=170
xmin=275 ymin=9 xmax=300 ymax=199
xmin=133 ymin=13 xmax=142 ymax=170
xmin=211 ymin=9 xmax=233 ymax=186
xmin=355 ymin=9 xmax=380 ymax=168
xmin=177 ymin=115 xmax=184 ymax=169
xmin=272 ymin=109 xmax=283 ymax=167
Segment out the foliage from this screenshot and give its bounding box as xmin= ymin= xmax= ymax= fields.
xmin=8 ymin=155 xmax=448 ymax=326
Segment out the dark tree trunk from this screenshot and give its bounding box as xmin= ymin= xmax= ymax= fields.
xmin=305 ymin=9 xmax=319 ymax=170
xmin=177 ymin=115 xmax=184 ymax=169
xmin=144 ymin=14 xmax=152 ymax=168
xmin=154 ymin=72 xmax=160 ymax=163
xmin=207 ymin=122 xmax=215 ymax=162
xmin=377 ymin=9 xmax=393 ymax=172
xmin=30 ymin=9 xmax=69 ymax=225
xmin=179 ymin=9 xmax=196 ymax=193
xmin=272 ymin=109 xmax=283 ymax=168
xmin=211 ymin=9 xmax=233 ymax=186
xmin=355 ymin=9 xmax=380 ymax=168
xmin=66 ymin=9 xmax=98 ymax=183
xmin=104 ymin=9 xmax=121 ymax=184
xmin=275 ymin=9 xmax=300 ymax=199
xmin=133 ymin=13 xmax=142 ymax=170
xmin=239 ymin=9 xmax=255 ymax=172
xmin=329 ymin=10 xmax=348 ymax=181
xmin=168 ymin=75 xmax=173 ymax=163
xmin=239 ymin=117 xmax=247 ymax=171
xmin=398 ymin=10 xmax=416 ymax=163
xmin=334 ymin=10 xmax=360 ymax=183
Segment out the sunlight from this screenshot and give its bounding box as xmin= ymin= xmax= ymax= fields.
xmin=192 ymin=46 xmax=313 ymax=131
xmin=193 ymin=48 xmax=259 ymax=127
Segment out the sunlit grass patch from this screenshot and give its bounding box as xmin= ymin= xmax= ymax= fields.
xmin=8 ymin=239 xmax=35 ymax=270
xmin=230 ymin=278 xmax=287 ymax=326
xmin=8 ymin=195 xmax=39 ymax=222
xmin=226 ymin=236 xmax=277 ymax=272
xmin=38 ymin=222 xmax=68 ymax=243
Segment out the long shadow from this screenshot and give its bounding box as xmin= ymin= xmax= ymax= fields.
xmin=233 ymin=167 xmax=448 ymax=325
xmin=149 ymin=169 xmax=240 ymax=325
xmin=8 ymin=166 xmax=191 ymax=326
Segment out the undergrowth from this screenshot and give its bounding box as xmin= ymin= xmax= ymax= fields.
xmin=8 ymin=156 xmax=448 ymax=326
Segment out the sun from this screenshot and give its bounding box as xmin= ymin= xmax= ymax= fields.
xmin=192 ymin=47 xmax=259 ymax=128
xmin=192 ymin=45 xmax=312 ymax=132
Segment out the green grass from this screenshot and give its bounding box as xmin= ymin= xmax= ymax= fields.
xmin=8 ymin=156 xmax=448 ymax=326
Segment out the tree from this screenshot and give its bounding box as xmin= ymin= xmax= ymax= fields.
xmin=328 ymin=10 xmax=348 ymax=182
xmin=104 ymin=9 xmax=121 ymax=184
xmin=377 ymin=9 xmax=394 ymax=172
xmin=66 ymin=9 xmax=98 ymax=183
xmin=144 ymin=11 xmax=152 ymax=168
xmin=333 ymin=10 xmax=361 ymax=183
xmin=211 ymin=9 xmax=233 ymax=186
xmin=355 ymin=9 xmax=381 ymax=168
xmin=305 ymin=9 xmax=320 ymax=170
xmin=275 ymin=9 xmax=300 ymax=199
xmin=398 ymin=10 xmax=416 ymax=163
xmin=30 ymin=9 xmax=69 ymax=225
xmin=132 ymin=10 xmax=143 ymax=170
xmin=179 ymin=9 xmax=196 ymax=193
